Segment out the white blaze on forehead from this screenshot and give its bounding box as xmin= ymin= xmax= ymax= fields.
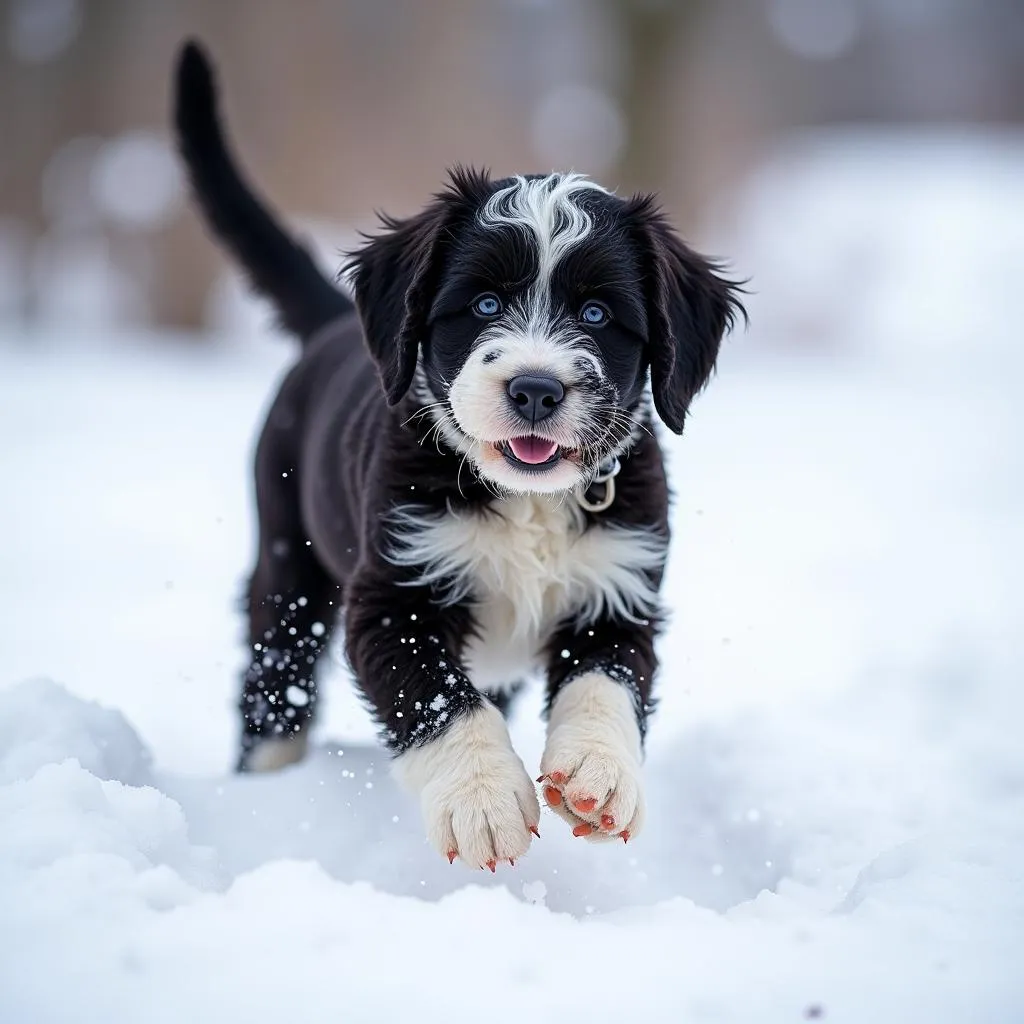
xmin=478 ymin=173 xmax=608 ymax=323
xmin=433 ymin=173 xmax=630 ymax=495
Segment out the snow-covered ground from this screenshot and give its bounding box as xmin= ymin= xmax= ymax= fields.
xmin=2 ymin=131 xmax=1023 ymax=1022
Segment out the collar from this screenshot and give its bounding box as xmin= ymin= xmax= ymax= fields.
xmin=574 ymin=455 xmax=621 ymax=513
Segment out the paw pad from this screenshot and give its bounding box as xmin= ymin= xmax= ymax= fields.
xmin=537 ymin=749 xmax=644 ymax=844
xmin=543 ymin=786 xmax=562 ymax=807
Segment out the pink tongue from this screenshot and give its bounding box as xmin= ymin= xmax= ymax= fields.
xmin=508 ymin=436 xmax=559 ymax=465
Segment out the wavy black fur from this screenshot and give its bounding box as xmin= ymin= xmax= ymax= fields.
xmin=174 ymin=41 xmax=353 ymax=340
xmin=171 ymin=40 xmax=744 ymax=769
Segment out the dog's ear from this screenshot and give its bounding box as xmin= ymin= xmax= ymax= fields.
xmin=345 ymin=167 xmax=492 ymax=405
xmin=628 ymin=197 xmax=746 ymax=434
xmin=345 ymin=206 xmax=449 ymax=405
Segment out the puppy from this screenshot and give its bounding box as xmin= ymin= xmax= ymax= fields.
xmin=173 ymin=41 xmax=743 ymax=869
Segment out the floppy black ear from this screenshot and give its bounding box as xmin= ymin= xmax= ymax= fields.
xmin=344 ymin=207 xmax=448 ymax=405
xmin=630 ymin=197 xmax=746 ymax=434
xmin=344 ymin=167 xmax=492 ymax=406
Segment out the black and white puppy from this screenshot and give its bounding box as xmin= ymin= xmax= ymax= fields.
xmin=173 ymin=41 xmax=743 ymax=869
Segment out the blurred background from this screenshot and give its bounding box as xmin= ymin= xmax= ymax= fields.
xmin=2 ymin=0 xmax=1023 ymax=340
xmin=1 ymin=0 xmax=1023 ymax=774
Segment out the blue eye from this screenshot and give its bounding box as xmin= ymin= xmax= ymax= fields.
xmin=580 ymin=302 xmax=610 ymax=326
xmin=472 ymin=293 xmax=502 ymax=318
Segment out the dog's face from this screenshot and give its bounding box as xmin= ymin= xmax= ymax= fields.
xmin=347 ymin=170 xmax=743 ymax=495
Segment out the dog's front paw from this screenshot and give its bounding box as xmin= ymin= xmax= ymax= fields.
xmin=539 ymin=672 xmax=645 ymax=843
xmin=393 ymin=702 xmax=541 ymax=869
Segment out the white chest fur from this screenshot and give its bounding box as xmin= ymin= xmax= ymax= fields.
xmin=387 ymin=496 xmax=666 ymax=690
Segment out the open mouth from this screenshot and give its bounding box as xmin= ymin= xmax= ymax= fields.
xmin=496 ymin=436 xmax=568 ymax=470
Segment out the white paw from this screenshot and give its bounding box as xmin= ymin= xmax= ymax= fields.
xmin=393 ymin=702 xmax=541 ymax=869
xmin=244 ymin=733 xmax=309 ymax=772
xmin=539 ymin=672 xmax=645 ymax=843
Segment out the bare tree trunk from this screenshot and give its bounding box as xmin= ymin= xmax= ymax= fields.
xmin=610 ymin=0 xmax=706 ymax=218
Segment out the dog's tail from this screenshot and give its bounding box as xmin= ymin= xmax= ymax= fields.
xmin=173 ymin=40 xmax=353 ymax=340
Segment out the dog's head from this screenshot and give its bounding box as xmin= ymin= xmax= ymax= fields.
xmin=346 ymin=169 xmax=744 ymax=495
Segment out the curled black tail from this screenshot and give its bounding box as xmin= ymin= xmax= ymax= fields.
xmin=173 ymin=40 xmax=353 ymax=340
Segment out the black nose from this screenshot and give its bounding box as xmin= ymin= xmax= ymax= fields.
xmin=507 ymin=374 xmax=565 ymax=422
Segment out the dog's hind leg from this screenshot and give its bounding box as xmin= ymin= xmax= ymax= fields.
xmin=237 ymin=434 xmax=340 ymax=772
xmin=239 ymin=542 xmax=337 ymax=772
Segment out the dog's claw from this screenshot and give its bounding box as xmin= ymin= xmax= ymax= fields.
xmin=573 ymin=797 xmax=597 ymax=813
xmin=620 ymin=829 xmax=630 ymax=843
xmin=536 ymin=774 xmax=546 ymax=783
xmin=543 ymin=786 xmax=562 ymax=807
xmin=486 ymin=859 xmax=496 ymax=873
xmin=529 ymin=825 xmax=541 ymax=838
xmin=572 ymin=822 xmax=594 ymax=837
xmin=447 ymin=849 xmax=457 ymax=864
xmin=508 ymin=858 xmax=516 ymax=867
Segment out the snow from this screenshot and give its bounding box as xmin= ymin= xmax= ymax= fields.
xmin=2 ymin=130 xmax=1023 ymax=1022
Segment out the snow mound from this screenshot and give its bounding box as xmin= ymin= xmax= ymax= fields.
xmin=0 ymin=677 xmax=151 ymax=785
xmin=0 ymin=669 xmax=1021 ymax=1022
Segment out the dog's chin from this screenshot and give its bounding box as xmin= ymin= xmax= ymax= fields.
xmin=472 ymin=438 xmax=586 ymax=495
